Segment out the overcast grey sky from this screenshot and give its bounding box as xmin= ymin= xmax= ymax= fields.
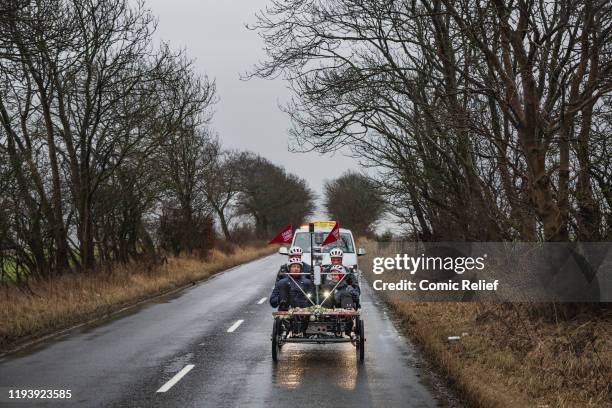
xmin=145 ymin=0 xmax=358 ymax=218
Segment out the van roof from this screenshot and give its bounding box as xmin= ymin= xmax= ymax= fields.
xmin=298 ymin=221 xmax=337 ymax=229
xmin=295 ymin=226 xmax=352 ymax=234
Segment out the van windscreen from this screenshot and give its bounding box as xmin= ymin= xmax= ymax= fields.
xmin=292 ymin=232 xmax=354 ymax=253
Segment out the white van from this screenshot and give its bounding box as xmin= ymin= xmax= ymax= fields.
xmin=279 ymin=221 xmax=367 ymax=274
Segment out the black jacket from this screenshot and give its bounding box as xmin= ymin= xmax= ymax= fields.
xmin=270 ymin=276 xmax=314 ymax=309
xmin=321 ymin=280 xmax=360 ymax=308
xmin=321 ymin=264 xmax=361 ymax=295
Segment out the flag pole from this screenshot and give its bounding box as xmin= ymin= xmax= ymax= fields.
xmin=309 ymin=222 xmax=319 ymax=305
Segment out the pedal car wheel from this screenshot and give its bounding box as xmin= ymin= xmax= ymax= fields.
xmin=356 ymin=319 xmax=365 ymax=363
xmin=277 ymin=321 xmax=285 ymax=349
xmin=272 ymin=320 xmax=282 ymax=362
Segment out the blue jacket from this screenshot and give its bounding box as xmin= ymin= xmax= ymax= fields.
xmin=270 ymin=276 xmax=314 ymax=308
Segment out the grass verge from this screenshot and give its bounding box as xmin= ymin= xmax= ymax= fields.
xmin=361 ymin=240 xmax=611 ymax=408
xmin=0 ymin=245 xmax=275 ymax=354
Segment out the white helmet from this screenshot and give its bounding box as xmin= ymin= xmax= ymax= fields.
xmin=288 ymin=246 xmax=303 ymax=257
xmin=330 ymin=264 xmax=346 ymax=274
xmin=330 ymin=264 xmax=346 ymax=281
xmin=329 ymin=248 xmax=343 ymax=258
xmin=287 ymin=257 xmax=303 ymax=267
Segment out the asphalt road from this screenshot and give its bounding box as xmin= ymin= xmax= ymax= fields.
xmin=0 ymin=254 xmax=460 ymax=407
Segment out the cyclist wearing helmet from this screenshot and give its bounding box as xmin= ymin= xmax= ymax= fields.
xmin=270 ymin=257 xmax=314 ymax=310
xmin=276 ymin=246 xmax=311 ymax=281
xmin=320 ymin=265 xmax=359 ymax=309
xmin=323 ymin=248 xmax=360 ymax=296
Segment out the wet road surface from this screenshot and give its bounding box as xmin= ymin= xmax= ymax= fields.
xmin=0 ymin=255 xmax=460 ymax=407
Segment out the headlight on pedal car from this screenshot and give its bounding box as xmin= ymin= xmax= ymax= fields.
xmin=323 ymin=290 xmax=330 ymax=298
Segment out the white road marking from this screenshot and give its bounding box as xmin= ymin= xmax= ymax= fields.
xmin=227 ymin=319 xmax=244 ymax=333
xmin=257 ymin=297 xmax=267 ymax=304
xmin=156 ymin=364 xmax=194 ymax=393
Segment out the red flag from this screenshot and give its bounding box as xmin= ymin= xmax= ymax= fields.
xmin=268 ymin=224 xmax=293 ymax=244
xmin=322 ymin=221 xmax=340 ymax=246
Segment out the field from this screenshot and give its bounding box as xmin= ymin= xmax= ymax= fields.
xmin=361 ymin=241 xmax=611 ymax=407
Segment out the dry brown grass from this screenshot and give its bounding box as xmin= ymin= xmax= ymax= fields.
xmin=0 ymin=246 xmax=274 ymax=353
xmin=360 ymin=240 xmax=612 ymax=408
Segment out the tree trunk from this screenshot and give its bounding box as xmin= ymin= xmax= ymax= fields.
xmin=216 ymin=207 xmax=232 ymax=241
xmin=575 ymin=102 xmax=601 ymax=241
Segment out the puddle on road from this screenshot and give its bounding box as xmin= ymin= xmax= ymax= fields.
xmin=272 ymin=345 xmax=359 ymax=391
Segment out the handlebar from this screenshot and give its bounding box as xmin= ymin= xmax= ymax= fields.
xmin=278 ymin=272 xmax=353 ymax=275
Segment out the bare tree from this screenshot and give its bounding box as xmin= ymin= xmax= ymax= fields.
xmin=202 ymin=149 xmax=242 ymax=241
xmin=0 ymin=0 xmax=218 ymax=276
xmin=235 ymin=152 xmax=315 ymax=238
xmin=324 ymin=172 xmax=385 ymax=237
xmin=250 ymin=0 xmax=612 ymax=242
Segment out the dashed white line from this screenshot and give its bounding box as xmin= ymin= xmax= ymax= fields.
xmin=257 ymin=297 xmax=267 ymax=304
xmin=227 ymin=319 xmax=244 ymax=333
xmin=156 ymin=364 xmax=194 ymax=393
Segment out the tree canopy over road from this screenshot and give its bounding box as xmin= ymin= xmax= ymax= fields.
xmin=0 ymin=0 xmax=313 ymax=281
xmin=252 ymin=0 xmax=612 ymax=242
